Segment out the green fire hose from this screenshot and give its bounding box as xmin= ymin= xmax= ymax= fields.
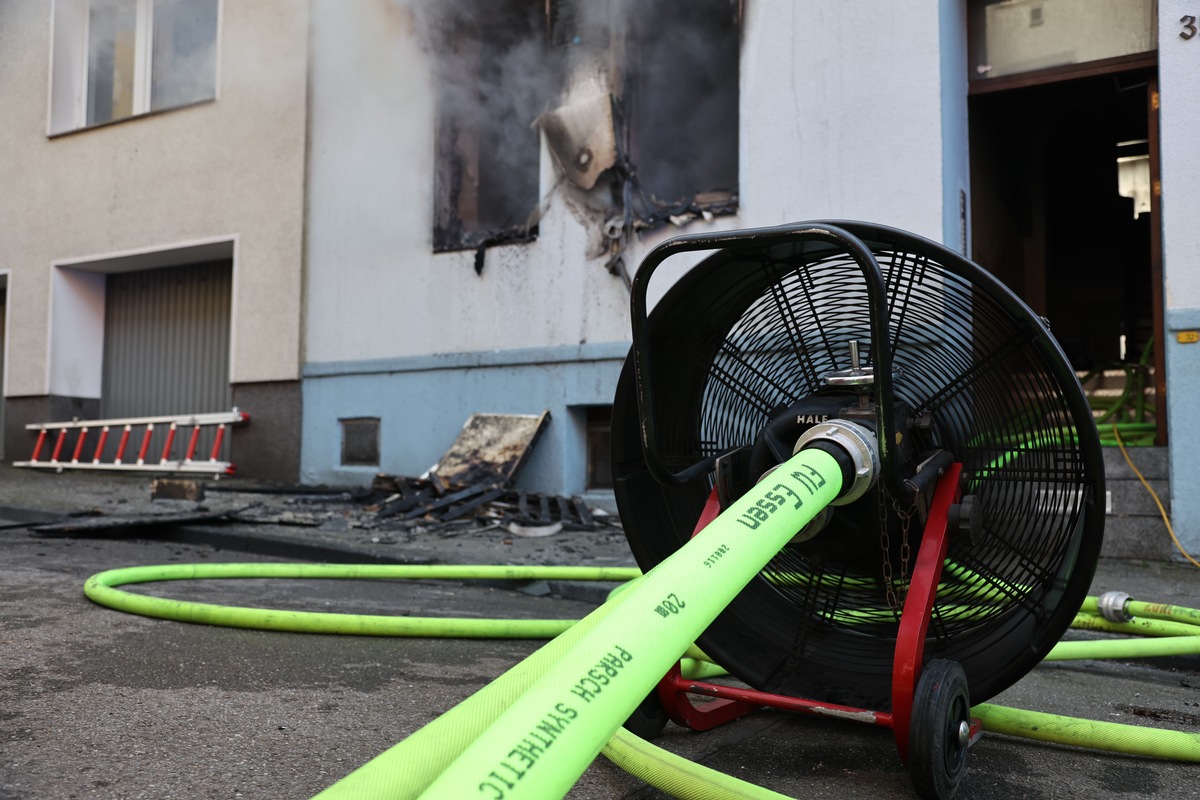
xmin=88 ymin=446 xmax=846 ymax=798
xmin=83 ymin=450 xmax=1200 ymax=797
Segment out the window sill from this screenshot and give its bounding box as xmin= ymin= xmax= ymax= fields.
xmin=48 ymin=97 xmax=216 ymax=140
xmin=432 ymin=226 xmax=539 ymax=255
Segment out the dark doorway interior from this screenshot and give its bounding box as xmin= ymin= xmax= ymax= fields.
xmin=971 ymin=72 xmax=1155 ymax=371
xmin=970 ymin=70 xmax=1161 ymax=440
xmin=1044 ymin=79 xmax=1153 ymax=371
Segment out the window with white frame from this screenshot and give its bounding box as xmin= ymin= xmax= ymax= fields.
xmin=50 ymin=0 xmax=219 ymax=135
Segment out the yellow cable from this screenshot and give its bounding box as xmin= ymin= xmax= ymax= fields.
xmin=1113 ymin=424 xmax=1200 ymax=569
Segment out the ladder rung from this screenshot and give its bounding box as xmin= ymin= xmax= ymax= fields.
xmin=24 ymin=410 xmax=248 ymax=432
xmin=17 ymin=409 xmax=247 ymax=477
xmin=13 ymin=460 xmax=236 ymax=476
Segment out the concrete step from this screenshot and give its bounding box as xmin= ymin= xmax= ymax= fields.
xmin=1099 ymin=446 xmax=1174 ymax=560
xmin=1101 ymin=445 xmax=1167 ymax=480
xmin=1104 ymin=475 xmax=1168 ymax=517
xmin=1099 ymin=515 xmax=1176 ymax=561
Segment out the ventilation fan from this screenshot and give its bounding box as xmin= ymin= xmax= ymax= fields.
xmin=611 ymin=221 xmax=1104 ymax=798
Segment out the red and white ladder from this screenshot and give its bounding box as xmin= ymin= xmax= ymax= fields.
xmin=15 ymin=409 xmax=249 ymax=476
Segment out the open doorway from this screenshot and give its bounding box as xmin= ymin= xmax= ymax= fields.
xmin=969 ymin=69 xmax=1163 ymax=443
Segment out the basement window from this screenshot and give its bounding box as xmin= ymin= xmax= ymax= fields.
xmin=430 ymin=0 xmax=548 ymax=252
xmin=50 ymin=0 xmax=220 ymax=135
xmin=341 ymin=418 xmax=381 ymax=467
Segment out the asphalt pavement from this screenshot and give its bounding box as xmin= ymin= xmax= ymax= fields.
xmin=1 ymin=466 xmax=1198 ymax=799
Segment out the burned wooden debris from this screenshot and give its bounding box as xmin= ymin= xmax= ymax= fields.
xmin=18 ymin=409 xmax=618 ymax=541
xmin=363 ymin=473 xmax=615 ymax=534
xmin=427 ymin=411 xmax=550 ymax=488
xmin=345 ymin=408 xmax=617 ymax=535
xmin=18 ymin=479 xmax=615 ymax=540
xmin=29 ymin=507 xmax=248 ymax=537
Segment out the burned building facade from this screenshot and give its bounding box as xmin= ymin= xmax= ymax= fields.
xmin=302 ymin=0 xmax=749 ymax=497
xmin=3 ymin=2 xmax=1200 ymax=557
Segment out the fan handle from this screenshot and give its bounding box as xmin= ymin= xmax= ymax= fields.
xmin=629 ymin=221 xmax=906 ymax=496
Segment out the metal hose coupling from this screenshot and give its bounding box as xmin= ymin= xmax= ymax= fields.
xmin=793 ymin=419 xmax=880 ymax=506
xmin=1098 ymin=590 xmax=1135 ymax=623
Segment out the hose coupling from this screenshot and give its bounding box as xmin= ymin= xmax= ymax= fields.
xmin=793 ymin=419 xmax=879 ymax=506
xmin=1098 ymin=590 xmax=1134 ymax=623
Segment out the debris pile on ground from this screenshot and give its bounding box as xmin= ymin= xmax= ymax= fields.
xmin=187 ymin=474 xmax=620 ymax=538
xmin=11 ymin=411 xmax=624 ymax=565
xmin=362 ymin=473 xmax=616 ymax=536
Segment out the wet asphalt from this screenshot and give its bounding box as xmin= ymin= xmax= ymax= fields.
xmin=0 ymin=467 xmax=1197 ymax=799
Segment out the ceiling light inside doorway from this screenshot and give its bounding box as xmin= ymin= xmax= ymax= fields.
xmin=1116 ymin=139 xmax=1151 ymax=219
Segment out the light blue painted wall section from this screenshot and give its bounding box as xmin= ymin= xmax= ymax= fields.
xmin=940 ymin=0 xmax=970 ymax=255
xmin=300 ymin=343 xmax=630 ymax=493
xmin=1160 ymin=0 xmax=1200 ymax=559
xmin=1164 ymin=308 xmax=1200 ymax=557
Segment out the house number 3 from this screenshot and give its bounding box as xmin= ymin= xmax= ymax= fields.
xmin=1182 ymin=15 xmax=1198 ymax=39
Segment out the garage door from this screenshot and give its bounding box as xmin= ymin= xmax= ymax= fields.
xmin=101 ymin=260 xmax=232 ymax=419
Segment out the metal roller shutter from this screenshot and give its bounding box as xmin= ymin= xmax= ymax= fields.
xmin=101 ymin=260 xmax=232 ymax=420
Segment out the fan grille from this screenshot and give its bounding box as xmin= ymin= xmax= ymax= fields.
xmin=614 ymin=223 xmax=1102 ymax=706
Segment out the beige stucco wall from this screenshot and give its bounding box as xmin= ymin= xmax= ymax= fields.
xmin=0 ymin=0 xmax=308 ymax=396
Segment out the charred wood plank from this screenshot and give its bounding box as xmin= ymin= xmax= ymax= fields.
xmin=402 ymin=482 xmax=492 ymax=521
xmin=30 ymin=508 xmax=245 ymax=537
xmin=571 ymin=496 xmax=594 ymax=527
xmin=555 ymin=495 xmax=572 ymax=524
xmin=375 ymin=482 xmax=435 ymax=519
xmin=439 ymin=487 xmax=506 ymax=522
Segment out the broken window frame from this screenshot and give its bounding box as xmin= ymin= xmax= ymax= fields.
xmin=431 ymin=0 xmax=550 ymax=253
xmin=540 ymin=0 xmax=741 ymax=237
xmin=430 ymin=0 xmax=742 ymax=255
xmin=618 ymin=0 xmax=741 ymax=231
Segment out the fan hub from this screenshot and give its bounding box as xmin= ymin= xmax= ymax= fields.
xmin=746 ymin=394 xmax=918 ymax=496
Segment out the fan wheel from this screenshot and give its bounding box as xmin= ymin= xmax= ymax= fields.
xmin=909 ymin=659 xmax=971 ymax=800
xmin=612 ymin=221 xmax=1104 ymax=710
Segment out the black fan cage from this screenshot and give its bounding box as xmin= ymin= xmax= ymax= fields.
xmin=612 ymin=221 xmax=1104 ymax=708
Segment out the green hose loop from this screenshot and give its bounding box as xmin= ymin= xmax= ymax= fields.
xmin=86 ymin=447 xmax=846 ymax=799
xmin=1066 ymin=613 xmax=1200 ymax=639
xmin=85 ymin=562 xmax=642 ymax=639
xmin=83 ymin=536 xmax=1200 ymax=795
xmin=975 ymin=600 xmax=1200 ymax=763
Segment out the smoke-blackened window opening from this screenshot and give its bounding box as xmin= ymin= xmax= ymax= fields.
xmin=431 ymin=0 xmax=554 ymax=253
xmin=621 ymin=0 xmax=740 ymax=228
xmin=548 ymin=0 xmax=614 ymax=50
xmin=428 ymin=0 xmax=740 ymax=254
